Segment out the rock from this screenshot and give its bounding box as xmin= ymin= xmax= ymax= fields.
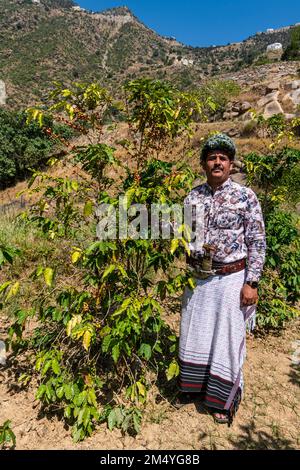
xmin=232 ymin=106 xmax=240 ymax=113
xmin=0 ymin=340 xmax=6 ymax=366
xmin=285 ymin=80 xmax=300 ymax=91
xmin=226 ymin=128 xmax=239 ymax=137
xmin=266 ymin=81 xmax=280 ymax=93
xmin=240 ymin=102 xmax=252 ymax=112
xmin=282 ymin=92 xmax=294 ymax=103
xmin=0 ymin=80 xmax=6 ymax=105
xmin=266 ymin=43 xmax=283 ymax=61
xmin=257 ymin=91 xmax=279 ymax=108
xmin=263 ymin=100 xmax=284 ymax=118
xmin=290 ymin=89 xmax=300 ymax=105
xmin=240 ymin=112 xmax=254 ymax=122
xmin=284 ymin=113 xmax=296 ymax=119
xmin=234 ymin=160 xmax=243 ymax=169
xmin=225 ymin=102 xmax=234 ymax=111
xmin=283 ymin=89 xmax=300 ymax=107
xmin=231 ymin=173 xmax=247 ymax=186
xmin=223 ymin=111 xmax=239 ymax=120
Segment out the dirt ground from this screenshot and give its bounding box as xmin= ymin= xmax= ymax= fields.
xmin=1 ymin=314 xmax=299 ymax=451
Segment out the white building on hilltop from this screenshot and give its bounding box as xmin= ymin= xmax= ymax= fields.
xmin=72 ymin=6 xmax=86 ymax=12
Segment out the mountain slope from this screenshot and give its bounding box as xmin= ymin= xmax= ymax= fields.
xmin=0 ymin=0 xmax=296 ymax=108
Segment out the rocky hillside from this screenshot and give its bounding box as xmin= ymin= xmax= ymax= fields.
xmin=0 ymin=0 xmax=299 ymax=108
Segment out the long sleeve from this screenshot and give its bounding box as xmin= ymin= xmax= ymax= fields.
xmin=243 ymin=189 xmax=266 ymax=282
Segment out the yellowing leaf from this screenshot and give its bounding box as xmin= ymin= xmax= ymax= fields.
xmin=72 ymin=251 xmax=82 ymax=264
xmin=101 ymin=264 xmax=116 ymax=281
xmin=6 ymin=281 xmax=20 ymax=300
xmin=44 ymin=267 xmax=54 ymax=287
xmin=166 ymin=360 xmax=180 ymax=381
xmin=66 ymin=315 xmax=82 ymax=336
xmin=66 ymin=319 xmax=73 ymax=337
xmin=66 ymin=103 xmax=75 ymax=120
xmin=136 ymin=381 xmax=146 ymax=397
xmin=188 ymin=277 xmax=196 ymax=290
xmin=83 ymin=200 xmax=93 ymax=217
xmin=71 ymin=180 xmax=79 ymax=191
xmin=83 ymin=330 xmax=92 ymax=351
xmin=170 ymin=238 xmax=179 ymax=255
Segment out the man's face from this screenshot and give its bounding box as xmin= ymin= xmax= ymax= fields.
xmin=202 ymin=150 xmax=233 ymax=186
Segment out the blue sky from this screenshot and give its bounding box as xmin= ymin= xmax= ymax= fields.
xmin=76 ymin=0 xmax=300 ymax=47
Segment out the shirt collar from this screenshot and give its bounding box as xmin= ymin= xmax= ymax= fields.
xmin=204 ymin=177 xmax=232 ymax=194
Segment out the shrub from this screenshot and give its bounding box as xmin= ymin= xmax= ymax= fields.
xmin=196 ymin=79 xmax=241 ymax=119
xmin=0 ymin=109 xmax=72 ymax=190
xmin=244 ymin=142 xmax=300 ymax=330
xmin=4 ymin=79 xmax=204 ymax=441
xmin=282 ymin=26 xmax=300 ymax=61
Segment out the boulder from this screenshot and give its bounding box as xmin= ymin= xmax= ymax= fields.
xmin=290 ymin=89 xmax=300 ymax=105
xmin=240 ymin=112 xmax=254 ymax=122
xmin=257 ymin=91 xmax=279 ymax=108
xmin=266 ymin=81 xmax=280 ymax=93
xmin=226 ymin=128 xmax=239 ymax=137
xmin=284 ymin=80 xmax=300 ymax=91
xmin=240 ymin=101 xmax=252 ymax=112
xmin=284 ymin=113 xmax=296 ymax=119
xmin=234 ymin=160 xmax=243 ymax=169
xmin=266 ymin=43 xmax=283 ymax=60
xmin=0 ymin=80 xmax=6 ymax=105
xmin=231 ymin=104 xmax=240 ymax=113
xmin=223 ymin=111 xmax=239 ymax=120
xmin=283 ymin=89 xmax=300 ymax=107
xmin=231 ymin=173 xmax=247 ymax=186
xmin=263 ymin=100 xmax=284 ymax=118
xmin=282 ymin=92 xmax=294 ymax=103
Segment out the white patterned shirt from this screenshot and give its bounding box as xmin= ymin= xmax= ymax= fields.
xmin=184 ymin=178 xmax=266 ymax=282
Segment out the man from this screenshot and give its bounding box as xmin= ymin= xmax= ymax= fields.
xmin=178 ymin=133 xmax=266 ymax=425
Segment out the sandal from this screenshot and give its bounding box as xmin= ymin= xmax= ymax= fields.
xmin=213 ymin=412 xmax=229 ymax=424
xmin=210 ymin=388 xmax=242 ymax=427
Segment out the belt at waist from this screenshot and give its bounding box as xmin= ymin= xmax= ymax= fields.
xmin=187 ymin=257 xmax=246 ymax=275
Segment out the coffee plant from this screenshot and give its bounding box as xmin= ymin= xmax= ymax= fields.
xmin=5 ymin=78 xmax=206 ymax=441
xmin=244 ymin=142 xmax=300 ymax=330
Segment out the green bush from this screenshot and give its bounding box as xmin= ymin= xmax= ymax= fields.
xmin=0 ymin=109 xmax=51 ymax=188
xmin=265 ymin=210 xmax=300 ymax=302
xmin=282 ymin=26 xmax=300 ymax=61
xmin=244 ymin=143 xmax=300 ymax=330
xmin=196 ymin=79 xmax=241 ymax=118
xmin=0 ymin=109 xmax=73 ymax=189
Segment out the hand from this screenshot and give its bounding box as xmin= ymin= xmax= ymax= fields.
xmin=241 ymin=284 xmax=258 ymax=307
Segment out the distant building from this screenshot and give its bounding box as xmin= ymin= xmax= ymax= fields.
xmin=266 ymin=28 xmax=274 ymax=33
xmin=72 ymin=6 xmax=85 ymax=12
xmin=181 ymin=58 xmax=194 ymax=66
